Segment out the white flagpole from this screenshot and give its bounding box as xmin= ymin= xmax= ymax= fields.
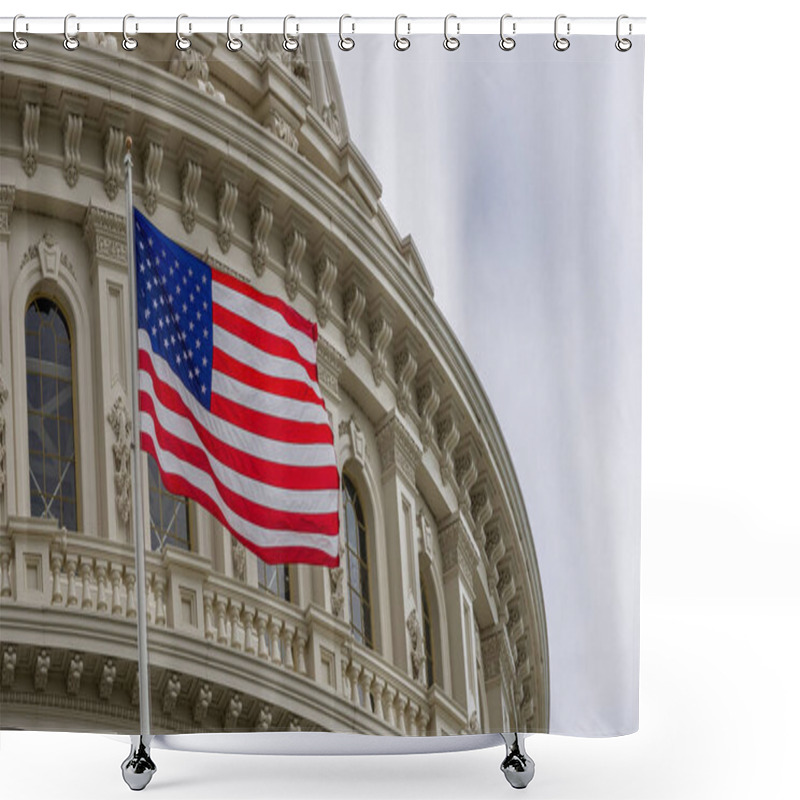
xmin=121 ymin=136 xmax=157 ymax=790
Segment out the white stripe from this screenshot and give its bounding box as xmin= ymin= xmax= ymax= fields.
xmin=141 ymin=417 xmax=339 ymax=556
xmin=213 ymin=371 xmax=330 ymax=427
xmin=213 ymin=280 xmax=317 ymax=365
xmin=214 ymin=325 xmax=322 ymax=399
xmin=139 ymin=386 xmax=338 ymax=515
xmin=139 ymin=332 xmax=335 ymax=468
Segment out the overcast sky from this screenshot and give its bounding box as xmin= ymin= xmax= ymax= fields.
xmin=332 ymin=34 xmax=644 ymax=736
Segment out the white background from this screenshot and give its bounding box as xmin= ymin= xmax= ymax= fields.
xmin=2 ymin=1 xmax=799 ymax=798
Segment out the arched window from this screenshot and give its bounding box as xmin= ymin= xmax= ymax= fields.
xmin=25 ymin=297 xmax=77 ymax=530
xmin=148 ymin=455 xmax=190 ymax=551
xmin=421 ymin=578 xmax=435 ymax=688
xmin=343 ymin=474 xmax=372 ymax=648
xmin=258 ymin=561 xmax=291 ymax=602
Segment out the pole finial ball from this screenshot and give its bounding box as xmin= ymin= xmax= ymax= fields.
xmin=125 ymin=136 xmax=133 ymax=153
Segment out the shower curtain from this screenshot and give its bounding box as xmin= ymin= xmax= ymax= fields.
xmin=0 ymin=27 xmax=643 ymax=742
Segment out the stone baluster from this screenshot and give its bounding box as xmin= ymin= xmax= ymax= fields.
xmin=256 ymin=614 xmax=269 ymax=659
xmin=65 ymin=555 xmax=78 ymax=606
xmin=294 ymin=629 xmax=308 ymax=675
xmin=0 ymin=552 xmax=11 ymax=597
xmin=51 ymin=551 xmax=64 ymax=605
xmin=203 ymin=591 xmax=216 ymax=640
xmin=154 ymin=574 xmax=166 ymax=626
xmin=242 ymin=607 xmax=256 ymax=655
xmin=417 ymin=707 xmax=431 ymax=737
xmin=95 ymin=562 xmax=109 ymax=612
xmin=346 ymin=661 xmax=360 ymax=705
xmin=281 ymin=623 xmax=295 ymax=670
xmin=371 ymin=676 xmax=386 ymax=722
xmin=393 ymin=693 xmax=408 ymax=735
xmin=79 ymin=558 xmax=93 ymax=609
xmin=124 ymin=571 xmax=136 ymax=618
xmin=407 ymin=701 xmax=421 ymax=736
xmin=382 ymin=685 xmax=397 ymax=729
xmin=215 ymin=596 xmax=229 ymax=645
xmin=110 ymin=565 xmax=123 ymax=615
xmin=268 ymin=616 xmax=282 ymax=662
xmin=358 ymin=668 xmax=373 ymax=712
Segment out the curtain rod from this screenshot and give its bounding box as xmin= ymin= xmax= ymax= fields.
xmin=0 ymin=16 xmax=646 ymax=36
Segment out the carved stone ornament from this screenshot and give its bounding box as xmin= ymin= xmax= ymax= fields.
xmin=283 ymin=226 xmax=307 ymax=300
xmin=104 ymin=126 xmax=125 ymax=200
xmin=338 ymin=414 xmax=366 ymax=466
xmin=369 ymin=312 xmax=393 ymax=386
xmin=343 ymin=282 xmax=366 ymax=356
xmin=98 ymin=658 xmax=117 ymax=700
xmin=256 ymin=704 xmax=273 ymax=731
xmin=0 ymin=376 xmax=8 ymax=498
xmin=417 ymin=373 xmax=441 ymax=451
xmin=316 ymin=338 xmax=345 ymax=401
xmin=143 ymin=140 xmax=164 ymax=216
xmin=406 ymin=608 xmax=425 ymax=683
xmin=85 ymin=32 xmax=119 ymax=51
xmin=34 ymin=649 xmax=51 ymax=691
xmin=267 ymin=110 xmax=299 ymax=152
xmin=169 ymin=49 xmax=226 ymax=103
xmin=314 ymin=249 xmax=338 ymax=327
xmin=162 ymin=673 xmax=181 ymax=715
xmin=250 ymin=198 xmax=274 ymax=277
xmin=66 ymin=652 xmax=84 ymax=695
xmin=84 ymin=205 xmax=127 ymax=269
xmin=181 ymin=159 xmax=202 ymax=234
xmin=258 ymin=35 xmax=310 ymax=86
xmin=417 ymin=510 xmax=434 ymax=559
xmin=193 ymin=683 xmax=213 ymax=723
xmin=455 ymin=443 xmax=479 ymax=514
xmin=232 ymin=537 xmax=247 ymax=582
xmin=217 ymin=178 xmax=239 ymax=254
xmin=107 ymin=396 xmax=132 ymax=525
xmin=1 ymin=645 xmax=16 ymax=688
xmin=224 ymin=693 xmax=243 ymax=730
xmin=322 ymin=101 xmax=343 ymax=141
xmin=63 ymin=112 xmax=83 ymax=188
xmin=0 ymin=185 xmax=16 ymax=238
xmin=438 ymin=518 xmax=479 ymax=594
xmin=329 ymin=536 xmax=347 ymax=618
xmin=376 ymin=415 xmax=421 ymax=485
xmin=436 ymin=408 xmax=461 ymax=485
xmin=21 ymin=102 xmax=41 ymax=177
xmin=395 ymin=343 xmax=418 ymax=416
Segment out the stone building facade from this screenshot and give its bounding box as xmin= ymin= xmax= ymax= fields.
xmin=0 ymin=33 xmax=548 ymax=735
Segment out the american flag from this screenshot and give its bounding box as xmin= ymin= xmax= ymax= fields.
xmin=134 ymin=210 xmax=340 ymax=567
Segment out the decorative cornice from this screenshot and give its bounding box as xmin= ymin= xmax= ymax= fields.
xmin=375 ymin=413 xmax=421 ymax=485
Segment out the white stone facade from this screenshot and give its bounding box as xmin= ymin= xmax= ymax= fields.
xmin=0 ymin=33 xmax=548 ymax=735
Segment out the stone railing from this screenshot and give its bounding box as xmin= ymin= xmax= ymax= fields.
xmin=1 ymin=519 xmax=464 ymax=734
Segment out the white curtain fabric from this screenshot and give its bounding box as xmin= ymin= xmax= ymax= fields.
xmin=334 ymin=34 xmax=644 ymax=736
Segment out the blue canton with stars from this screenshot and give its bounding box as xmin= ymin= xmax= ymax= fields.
xmin=134 ymin=209 xmax=213 ymax=410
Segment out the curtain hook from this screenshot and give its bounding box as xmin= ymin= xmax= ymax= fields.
xmin=176 ymin=14 xmax=191 ymax=50
xmin=394 ymin=14 xmax=410 ymax=51
xmin=283 ymin=15 xmax=299 ymax=52
xmin=615 ymin=14 xmax=632 ymax=52
xmin=443 ymin=13 xmax=460 ymax=51
xmin=12 ymin=14 xmax=28 ymax=51
xmin=553 ymin=14 xmax=570 ymax=51
xmin=122 ymin=14 xmax=138 ymax=51
xmin=338 ymin=14 xmax=355 ymax=51
xmin=499 ymin=13 xmax=516 ymax=51
xmin=227 ymin=15 xmax=243 ymax=52
xmin=63 ymin=13 xmax=79 ymax=51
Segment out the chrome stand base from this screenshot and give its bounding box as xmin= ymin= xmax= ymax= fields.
xmin=121 ymin=735 xmax=157 ymax=791
xmin=500 ymin=732 xmax=535 ymax=790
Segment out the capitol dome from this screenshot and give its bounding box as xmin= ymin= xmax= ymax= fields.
xmin=0 ymin=32 xmax=548 ymax=736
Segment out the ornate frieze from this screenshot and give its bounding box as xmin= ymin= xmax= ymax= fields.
xmin=106 ymin=396 xmax=132 ymax=525
xmin=20 ymin=101 xmax=41 ymax=177
xmin=0 ymin=185 xmax=16 ymax=238
xmin=369 ymin=303 xmax=394 ymax=386
xmin=314 ymin=243 xmax=339 ymax=327
xmin=84 ymin=204 xmax=127 ymax=270
xmin=394 ymin=334 xmax=419 ymax=416
xmin=316 ymin=337 xmax=345 ymax=402
xmin=376 ymin=414 xmax=421 ymax=485
xmin=282 ymin=223 xmax=307 ymax=300
xmin=343 ymin=281 xmax=366 ymax=356
xmin=169 ymin=48 xmax=226 ymax=103
xmin=438 ymin=516 xmax=479 ymax=595
xmin=249 ymin=188 xmax=274 ymax=277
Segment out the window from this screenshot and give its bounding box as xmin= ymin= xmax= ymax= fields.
xmin=342 ymin=474 xmax=372 ymax=648
xmin=258 ymin=561 xmax=291 ymax=602
xmin=421 ymin=578 xmax=435 ymax=688
xmin=25 ymin=297 xmax=77 ymax=529
xmin=148 ymin=455 xmax=190 ymax=552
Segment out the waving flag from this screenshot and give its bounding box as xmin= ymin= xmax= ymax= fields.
xmin=134 ymin=210 xmax=339 ymax=566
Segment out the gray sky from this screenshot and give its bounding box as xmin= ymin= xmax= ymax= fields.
xmin=332 ymin=35 xmax=644 ymax=735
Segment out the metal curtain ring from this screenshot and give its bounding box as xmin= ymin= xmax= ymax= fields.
xmin=283 ymin=15 xmax=299 ymax=52
xmin=499 ymin=13 xmax=516 ymax=51
xmin=12 ymin=14 xmax=28 ymax=51
xmin=122 ymin=14 xmax=138 ymax=51
xmin=227 ymin=15 xmax=243 ymax=52
xmin=176 ymin=14 xmax=191 ymax=50
xmin=553 ymin=14 xmax=570 ymax=51
xmin=443 ymin=14 xmax=460 ymax=51
xmin=394 ymin=15 xmax=410 ymax=51
xmin=63 ymin=13 xmax=79 ymax=51
xmin=338 ymin=15 xmax=355 ymax=51
xmin=615 ymin=14 xmax=632 ymax=51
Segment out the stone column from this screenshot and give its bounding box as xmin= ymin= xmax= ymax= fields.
xmin=0 ymin=187 xmax=15 ymax=522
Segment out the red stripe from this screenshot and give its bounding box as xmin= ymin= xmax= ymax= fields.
xmin=140 ymin=404 xmax=339 ymax=534
xmin=213 ymin=302 xmax=317 ymax=382
xmin=141 ymin=433 xmax=339 ymax=567
xmin=138 ymin=385 xmax=339 ymax=491
xmin=210 ymin=392 xmax=334 ymax=446
xmin=213 ymin=347 xmax=323 ymax=407
xmin=212 ymin=268 xmax=318 ymax=341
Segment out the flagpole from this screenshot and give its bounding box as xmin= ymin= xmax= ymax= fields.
xmin=121 ymin=136 xmax=157 ymax=790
